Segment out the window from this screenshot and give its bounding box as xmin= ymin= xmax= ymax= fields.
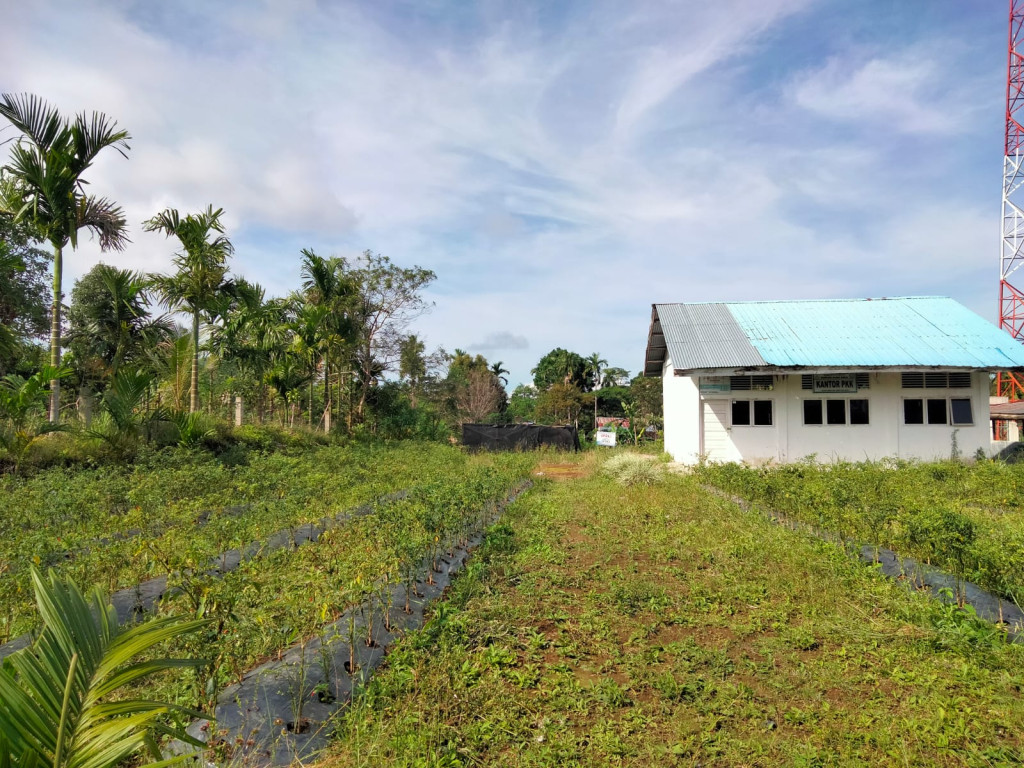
xmin=950 ymin=398 xmax=973 ymax=425
xmin=904 ymin=397 xmax=972 ymax=425
xmin=927 ymin=398 xmax=947 ymax=424
xmin=732 ymin=399 xmax=772 ymax=426
xmin=904 ymin=399 xmax=924 ymax=424
xmin=948 ymin=373 xmax=972 ymax=389
xmin=802 ymin=398 xmax=869 ymax=426
xmin=850 ymin=399 xmax=870 ymax=425
xmin=732 ymin=400 xmax=750 ymax=425
xmin=826 ymin=399 xmax=846 ymax=425
xmin=902 ymin=372 xmax=924 ymax=389
xmin=803 ymin=399 xmax=823 ymax=425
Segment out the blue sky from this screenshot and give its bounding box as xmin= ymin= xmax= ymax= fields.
xmin=0 ymin=0 xmax=1007 ymax=387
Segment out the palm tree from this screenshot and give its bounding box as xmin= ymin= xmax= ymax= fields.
xmin=144 ymin=206 xmax=234 ymax=413
xmin=289 ymin=298 xmax=329 ymax=426
xmin=400 ymin=334 xmax=427 ymax=408
xmin=585 ymin=352 xmax=607 ymax=428
xmin=299 ymin=249 xmax=355 ymax=430
xmin=490 ymin=360 xmax=510 ymax=386
xmin=67 ymin=265 xmax=172 ymax=378
xmin=0 ymin=94 xmax=131 ymax=422
xmin=211 ymin=279 xmax=285 ymax=422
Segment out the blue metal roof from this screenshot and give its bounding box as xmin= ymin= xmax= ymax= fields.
xmin=646 ymin=297 xmax=1024 ymax=374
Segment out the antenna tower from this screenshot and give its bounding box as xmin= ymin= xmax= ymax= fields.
xmin=998 ymin=0 xmax=1024 ymax=400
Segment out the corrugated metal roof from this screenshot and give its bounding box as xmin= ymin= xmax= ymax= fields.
xmin=650 ymin=303 xmax=763 ymax=374
xmin=644 ymin=296 xmax=1024 ymax=375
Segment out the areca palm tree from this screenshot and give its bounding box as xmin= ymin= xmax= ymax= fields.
xmin=490 ymin=360 xmax=509 ymax=386
xmin=585 ymin=352 xmax=607 ymax=427
xmin=289 ymin=298 xmax=329 ymax=426
xmin=144 ymin=206 xmax=234 ymax=413
xmin=299 ymin=249 xmax=355 ymax=430
xmin=0 ymin=94 xmax=131 ymax=422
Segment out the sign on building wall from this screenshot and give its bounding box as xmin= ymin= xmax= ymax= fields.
xmin=812 ymin=374 xmax=857 ymax=393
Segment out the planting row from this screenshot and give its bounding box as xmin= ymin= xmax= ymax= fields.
xmin=0 ymin=442 xmax=493 ymax=641
xmin=108 ymin=454 xmax=534 ymax=729
xmin=696 ymin=459 xmax=1024 ymax=607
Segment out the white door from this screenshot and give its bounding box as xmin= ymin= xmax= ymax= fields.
xmin=702 ymin=400 xmax=731 ymax=461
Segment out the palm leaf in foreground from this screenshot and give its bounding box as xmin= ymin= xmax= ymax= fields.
xmin=0 ymin=569 xmax=209 ymax=768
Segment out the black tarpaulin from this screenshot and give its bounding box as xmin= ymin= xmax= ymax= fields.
xmin=462 ymin=424 xmax=580 ymax=452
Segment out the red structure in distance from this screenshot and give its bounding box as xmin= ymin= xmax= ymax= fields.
xmin=998 ymin=0 xmax=1024 ymax=401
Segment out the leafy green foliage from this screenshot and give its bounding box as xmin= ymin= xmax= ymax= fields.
xmin=697 ymin=459 xmax=1024 ymax=606
xmin=0 ymin=216 xmax=50 ymax=345
xmin=325 ymin=460 xmax=1024 ymax=767
xmin=532 ymin=348 xmax=594 ymax=392
xmin=0 ymin=569 xmax=207 ymax=768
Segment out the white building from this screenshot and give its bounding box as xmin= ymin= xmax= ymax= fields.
xmin=643 ymin=297 xmax=1024 ymax=464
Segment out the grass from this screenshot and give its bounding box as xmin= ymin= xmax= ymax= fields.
xmin=696 ymin=459 xmax=1024 ymax=607
xmin=320 ymin=453 xmax=1024 ymax=767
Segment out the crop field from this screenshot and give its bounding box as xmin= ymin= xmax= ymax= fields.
xmin=319 ymin=455 xmax=1024 ymax=767
xmin=696 ymin=459 xmax=1024 ymax=608
xmin=0 ymin=442 xmax=529 ymax=647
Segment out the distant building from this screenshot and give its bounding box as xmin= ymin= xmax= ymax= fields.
xmin=643 ymin=297 xmax=1024 ymax=464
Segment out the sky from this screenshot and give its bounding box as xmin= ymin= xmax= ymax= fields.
xmin=0 ymin=0 xmax=1007 ymax=388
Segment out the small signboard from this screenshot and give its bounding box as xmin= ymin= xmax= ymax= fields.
xmin=596 ymin=431 xmax=617 ymax=447
xmin=812 ymin=374 xmax=857 ymax=394
xmin=699 ymin=376 xmax=731 ymax=393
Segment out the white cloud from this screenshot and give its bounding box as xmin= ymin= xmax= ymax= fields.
xmin=0 ymin=1 xmax=1004 ymax=387
xmin=789 ymin=48 xmax=984 ymax=135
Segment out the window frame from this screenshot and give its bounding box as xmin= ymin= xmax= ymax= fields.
xmin=902 ymin=396 xmax=975 ymax=426
xmin=801 ymin=397 xmax=870 ymax=426
xmin=731 ymin=398 xmax=774 ymax=427
xmin=950 ymin=398 xmax=974 ymax=426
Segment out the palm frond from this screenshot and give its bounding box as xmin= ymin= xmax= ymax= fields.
xmin=0 ymin=94 xmax=67 ymax=151
xmin=0 ymin=569 xmax=208 ymax=768
xmin=73 ymin=196 xmax=128 ymax=252
xmin=71 ymin=111 xmax=130 ymax=168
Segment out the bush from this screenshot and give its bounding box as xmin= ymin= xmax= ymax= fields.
xmin=602 ymin=453 xmax=666 ymax=487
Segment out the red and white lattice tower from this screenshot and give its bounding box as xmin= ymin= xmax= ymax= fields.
xmin=998 ymin=0 xmax=1024 ymax=400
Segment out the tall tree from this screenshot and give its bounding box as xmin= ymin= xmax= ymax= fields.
xmin=399 ymin=334 xmax=427 ymax=408
xmin=348 ymin=251 xmax=435 ymax=422
xmin=144 ymin=206 xmax=234 ymax=413
xmin=0 ymin=94 xmax=130 ymax=421
xmin=584 ymin=352 xmax=607 ymax=427
xmin=490 ymin=360 xmax=509 ymax=386
xmin=299 ymin=249 xmax=355 ymax=430
xmin=0 ymin=215 xmax=51 ymax=345
xmin=532 ymin=348 xmax=593 ymax=392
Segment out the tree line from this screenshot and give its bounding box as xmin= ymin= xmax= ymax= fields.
xmin=0 ymin=94 xmax=659 ymax=467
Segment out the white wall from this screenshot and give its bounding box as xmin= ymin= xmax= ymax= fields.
xmin=661 ymin=356 xmax=701 ymax=463
xmin=663 ymin=370 xmax=992 ymax=464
